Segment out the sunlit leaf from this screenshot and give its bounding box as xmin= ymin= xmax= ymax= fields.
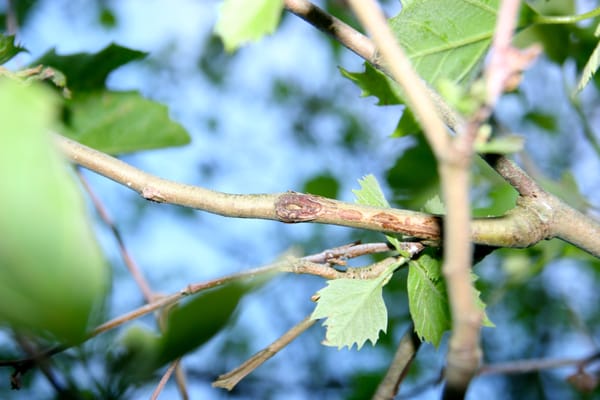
xmin=215 ymin=0 xmax=284 ymax=52
xmin=62 ymin=91 xmax=190 ymax=154
xmin=311 ymin=261 xmax=399 ymax=350
xmin=390 ymin=0 xmax=498 ymax=85
xmin=0 ymin=80 xmax=108 ymax=343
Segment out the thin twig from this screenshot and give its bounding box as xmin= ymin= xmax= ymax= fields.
xmin=213 ymin=316 xmax=317 ymax=390
xmin=478 ymin=351 xmax=600 ymax=375
xmin=150 ymin=359 xmax=179 ymax=400
xmin=77 ymin=168 xmax=154 ymax=302
xmin=0 ymin=242 xmax=397 ymax=370
xmin=284 ymin=0 xmax=375 ymax=61
xmin=372 ymin=323 xmax=421 ymax=400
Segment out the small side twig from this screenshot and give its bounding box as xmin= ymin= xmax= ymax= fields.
xmin=77 ymin=168 xmax=154 ymax=302
xmin=212 ymin=316 xmax=317 ymax=390
xmin=372 ymin=323 xmax=421 ymax=400
xmin=150 ymin=359 xmax=180 ymax=400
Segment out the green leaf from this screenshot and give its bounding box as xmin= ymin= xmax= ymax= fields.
xmin=575 ymin=33 xmax=600 ymax=93
xmin=311 ymin=261 xmax=399 ymax=350
xmin=157 ymin=281 xmax=253 ymax=365
xmin=386 ymin=134 xmax=439 ymax=210
xmin=389 ymin=0 xmax=498 ymax=85
xmin=0 ymin=79 xmax=108 ymax=343
xmin=62 ymin=91 xmax=191 ymax=154
xmin=341 ymin=0 xmax=498 ymax=108
xmin=353 ymin=174 xmax=405 ymax=253
xmin=215 ymin=0 xmax=284 ymax=52
xmin=391 ymin=108 xmax=420 ymax=138
xmin=0 ymin=34 xmax=26 ymax=65
xmin=353 ymin=174 xmax=392 ymax=208
xmin=339 ymin=63 xmax=402 ymax=105
xmin=117 ymin=281 xmax=258 ymax=379
xmin=423 ymin=195 xmax=445 ymax=214
xmin=407 ymin=254 xmax=450 ymax=347
xmin=32 ymin=43 xmax=147 ymax=91
xmin=303 ymin=173 xmax=340 ymax=199
xmin=408 ymin=253 xmax=493 ymax=346
xmin=472 ymin=272 xmax=494 ymax=327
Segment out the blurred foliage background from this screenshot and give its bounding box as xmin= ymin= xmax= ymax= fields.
xmin=1 ymin=0 xmax=600 ymax=399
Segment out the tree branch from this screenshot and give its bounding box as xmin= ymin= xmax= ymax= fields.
xmin=55 ymin=134 xmax=600 ymax=256
xmin=372 ymin=323 xmax=421 ymax=400
xmin=213 ymin=315 xmax=316 ymax=390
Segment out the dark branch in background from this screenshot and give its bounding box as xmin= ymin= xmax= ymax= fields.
xmin=478 ymin=351 xmax=600 ymax=376
xmin=372 ymin=323 xmax=421 ymax=400
xmin=213 ymin=316 xmax=317 ymax=390
xmin=77 ymin=168 xmax=154 ymax=302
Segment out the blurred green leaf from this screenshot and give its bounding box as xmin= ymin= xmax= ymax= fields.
xmin=62 ymin=90 xmax=190 ymax=154
xmin=391 ymin=108 xmax=420 ymax=138
xmin=0 ymin=79 xmax=108 ymax=343
xmin=157 ymin=282 xmax=252 ymax=365
xmin=215 ymin=0 xmax=284 ymax=52
xmin=118 ymin=281 xmax=257 ymax=378
xmin=303 ymin=173 xmax=339 ymax=199
xmin=0 ymin=34 xmax=26 ymax=65
xmin=523 ymin=111 xmax=558 ymax=132
xmin=575 ymin=30 xmax=600 ymax=93
xmin=475 ymin=134 xmax=525 ymax=154
xmin=311 ymin=260 xmax=399 ymax=350
xmin=32 ymin=43 xmax=147 ymax=91
xmin=386 ymin=135 xmax=439 ymax=209
xmin=423 ymin=195 xmax=445 ymax=215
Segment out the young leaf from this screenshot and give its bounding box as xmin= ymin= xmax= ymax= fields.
xmin=0 ymin=34 xmax=26 ymax=65
xmin=423 ymin=195 xmax=446 ymax=215
xmin=0 ymin=80 xmax=108 ymax=343
xmin=353 ymin=174 xmax=405 ymax=254
xmin=215 ymin=0 xmax=284 ymax=52
xmin=407 ymin=254 xmax=451 ymax=347
xmin=62 ymin=91 xmax=190 ymax=154
xmin=32 ymin=43 xmax=147 ymax=91
xmin=311 ymin=261 xmax=399 ymax=350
